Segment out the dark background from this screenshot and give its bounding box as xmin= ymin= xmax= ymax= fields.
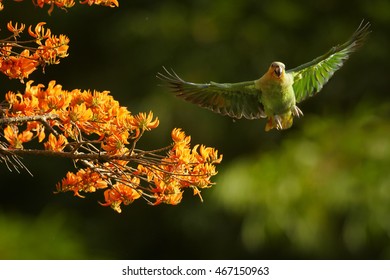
xmin=0 ymin=0 xmax=389 ymax=259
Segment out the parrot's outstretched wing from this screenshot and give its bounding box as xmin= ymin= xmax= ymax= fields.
xmin=288 ymin=20 xmax=371 ymax=103
xmin=157 ymin=68 xmax=265 ymax=119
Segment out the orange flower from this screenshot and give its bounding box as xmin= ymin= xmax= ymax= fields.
xmin=3 ymin=125 xmax=34 ymax=149
xmin=130 ymin=111 xmax=159 ymax=131
xmin=44 ymin=133 xmax=68 ymax=151
xmin=153 ymin=191 xmax=183 ymax=206
xmin=36 ymin=34 xmax=70 ymax=65
xmin=80 ymin=0 xmax=119 ymax=7
xmin=171 ymin=128 xmax=189 ymax=143
xmin=28 ymin=22 xmax=51 ymax=42
xmin=85 ymin=90 xmax=115 ymax=111
xmin=56 ymin=168 xmax=108 ymax=198
xmin=101 ymin=132 xmax=130 ymax=155
xmin=7 ymin=21 xmax=26 ymax=37
xmin=45 ymin=91 xmax=71 ymax=112
xmin=67 ymin=103 xmax=94 ymax=133
xmin=0 ymin=49 xmax=39 ymax=81
xmin=192 ymin=144 xmax=223 ymax=164
xmin=27 ymin=122 xmax=46 ymax=143
xmin=56 ymin=171 xmax=83 ymax=197
xmin=33 ymin=0 xmax=76 ymax=14
xmin=100 ymin=181 xmax=142 ymax=213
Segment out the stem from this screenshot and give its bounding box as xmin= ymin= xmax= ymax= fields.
xmin=0 ymin=113 xmax=60 ymax=125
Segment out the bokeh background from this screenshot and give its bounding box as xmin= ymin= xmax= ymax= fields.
xmin=0 ymin=0 xmax=389 ymax=259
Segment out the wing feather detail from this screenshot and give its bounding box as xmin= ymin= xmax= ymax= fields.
xmin=288 ymin=20 xmax=371 ymax=103
xmin=157 ymin=67 xmax=265 ymax=119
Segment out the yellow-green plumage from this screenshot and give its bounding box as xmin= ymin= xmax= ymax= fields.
xmin=157 ymin=21 xmax=370 ymax=131
xmin=256 ymin=62 xmax=296 ymax=130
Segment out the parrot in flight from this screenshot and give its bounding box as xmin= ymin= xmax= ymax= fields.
xmin=157 ymin=21 xmax=370 ymax=131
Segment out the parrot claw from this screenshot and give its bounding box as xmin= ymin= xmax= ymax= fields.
xmin=274 ymin=115 xmax=283 ymax=130
xmin=292 ymin=105 xmax=304 ymax=117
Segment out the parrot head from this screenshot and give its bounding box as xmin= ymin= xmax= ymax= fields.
xmin=268 ymin=61 xmax=285 ymax=78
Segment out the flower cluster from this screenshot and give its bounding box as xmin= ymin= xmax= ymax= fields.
xmin=0 ymin=22 xmax=69 ymax=82
xmin=1 ymin=81 xmax=222 ymax=212
xmin=136 ymin=128 xmax=223 ymax=206
xmin=33 ymin=0 xmax=76 ymax=14
xmin=0 ymin=0 xmax=119 ymax=14
xmin=4 ymin=80 xmax=155 ymax=154
xmin=80 ymin=0 xmax=119 ymax=7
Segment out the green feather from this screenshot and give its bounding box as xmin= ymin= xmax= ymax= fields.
xmin=288 ymin=20 xmax=371 ymax=103
xmin=157 ymin=68 xmax=265 ymax=119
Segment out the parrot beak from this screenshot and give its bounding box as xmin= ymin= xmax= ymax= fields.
xmin=274 ymin=66 xmax=283 ymax=77
xmin=269 ymin=62 xmax=285 ymax=78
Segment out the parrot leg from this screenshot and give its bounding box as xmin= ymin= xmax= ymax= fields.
xmin=292 ymin=105 xmax=303 ymax=117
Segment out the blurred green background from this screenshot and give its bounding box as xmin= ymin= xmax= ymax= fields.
xmin=0 ymin=0 xmax=389 ymax=259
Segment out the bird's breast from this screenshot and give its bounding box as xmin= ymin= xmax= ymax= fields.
xmin=256 ymin=74 xmax=295 ymax=115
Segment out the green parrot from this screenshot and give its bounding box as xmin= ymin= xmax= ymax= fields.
xmin=157 ymin=21 xmax=370 ymax=131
